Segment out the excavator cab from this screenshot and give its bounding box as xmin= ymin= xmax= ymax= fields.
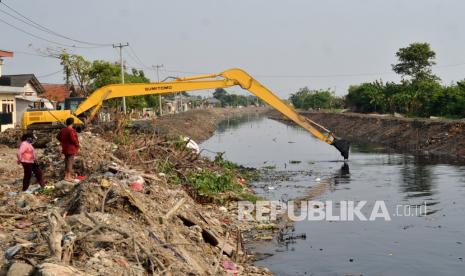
xmin=63 ymin=97 xmax=86 ymax=112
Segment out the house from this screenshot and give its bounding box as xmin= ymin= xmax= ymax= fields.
xmin=41 ymin=84 xmax=71 ymax=102
xmin=0 ymin=49 xmax=16 ymax=131
xmin=205 ymin=97 xmax=221 ymax=108
xmin=0 ymin=75 xmax=53 ymax=132
xmin=0 ymin=85 xmax=21 ymax=132
xmin=0 ymin=74 xmax=53 ymax=128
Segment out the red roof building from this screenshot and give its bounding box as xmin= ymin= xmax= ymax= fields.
xmin=41 ymin=84 xmax=71 ymax=102
xmin=0 ymin=50 xmax=13 ymax=58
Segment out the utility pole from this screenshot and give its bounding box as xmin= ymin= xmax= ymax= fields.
xmin=152 ymin=64 xmax=164 ymax=115
xmin=113 ymin=43 xmax=129 ymax=113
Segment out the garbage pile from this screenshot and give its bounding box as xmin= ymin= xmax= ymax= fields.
xmin=0 ymin=130 xmax=271 ymax=275
xmin=0 ymin=128 xmax=22 ymax=148
xmin=39 ymin=132 xmax=117 ymax=179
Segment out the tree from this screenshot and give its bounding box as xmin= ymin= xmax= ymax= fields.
xmin=59 ymin=52 xmax=92 ymax=96
xmin=289 ymin=87 xmax=340 ymax=110
xmin=346 ymin=82 xmax=386 ymax=113
xmin=213 ymin=88 xmax=227 ymax=99
xmin=392 ymin=42 xmax=438 ymax=81
xmin=59 ymin=53 xmax=152 ymax=109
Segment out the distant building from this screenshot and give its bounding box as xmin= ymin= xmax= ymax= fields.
xmin=205 ymin=97 xmax=221 ymax=108
xmin=41 ymin=83 xmax=71 ymax=103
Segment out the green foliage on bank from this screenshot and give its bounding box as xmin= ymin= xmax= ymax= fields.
xmin=345 ymin=42 xmax=465 ymax=118
xmin=346 ymin=79 xmax=465 ymax=118
xmin=289 ymin=42 xmax=465 ymax=119
xmin=188 ymin=170 xmax=241 ymax=196
xmin=213 ymin=88 xmax=261 ymax=107
xmin=289 ymin=87 xmax=345 ymax=110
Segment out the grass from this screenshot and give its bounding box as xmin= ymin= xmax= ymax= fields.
xmin=214 ymin=153 xmax=240 ymax=169
xmin=187 ymin=169 xmax=242 ymax=196
xmin=186 ymin=153 xmax=260 ymax=203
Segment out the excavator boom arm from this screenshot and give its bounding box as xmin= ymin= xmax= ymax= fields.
xmin=24 ymin=68 xmax=350 ymax=159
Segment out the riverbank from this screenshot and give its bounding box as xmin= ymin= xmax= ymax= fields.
xmin=269 ymin=110 xmax=465 ymax=162
xmin=0 ymin=107 xmax=272 ymax=275
xmin=135 ymin=106 xmax=269 ymax=142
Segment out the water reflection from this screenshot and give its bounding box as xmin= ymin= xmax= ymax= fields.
xmin=217 ymin=112 xmax=263 ymax=133
xmin=399 ymin=156 xmax=440 ymax=215
xmin=333 ymin=162 xmax=351 ymax=186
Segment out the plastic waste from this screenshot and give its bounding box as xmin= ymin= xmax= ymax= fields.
xmin=183 ymin=136 xmax=200 ymax=154
xmin=4 ymin=245 xmax=22 ymax=259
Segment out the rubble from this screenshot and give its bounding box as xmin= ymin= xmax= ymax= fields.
xmin=0 ymin=127 xmax=272 ymax=275
xmin=6 ymin=262 xmax=34 ymax=276
xmin=0 ymin=128 xmax=22 ymax=148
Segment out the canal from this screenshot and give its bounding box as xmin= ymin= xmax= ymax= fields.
xmin=200 ymin=114 xmax=465 ymax=276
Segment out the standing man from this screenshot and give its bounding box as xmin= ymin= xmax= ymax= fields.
xmin=57 ymin=118 xmax=80 ymax=181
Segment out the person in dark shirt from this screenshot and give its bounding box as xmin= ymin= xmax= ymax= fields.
xmin=57 ymin=118 xmax=80 ymax=181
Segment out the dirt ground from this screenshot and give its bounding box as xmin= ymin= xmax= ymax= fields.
xmin=269 ymin=110 xmax=465 ymax=162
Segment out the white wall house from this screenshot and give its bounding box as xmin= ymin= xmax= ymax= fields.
xmin=0 ymin=74 xmax=51 ymax=131
xmin=0 ymin=50 xmax=53 ymax=132
xmin=0 ymin=86 xmax=21 ymax=132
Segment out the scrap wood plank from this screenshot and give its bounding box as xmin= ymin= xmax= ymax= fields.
xmin=163 ymin=198 xmax=186 ymax=219
xmin=177 ymin=214 xmax=235 ymax=257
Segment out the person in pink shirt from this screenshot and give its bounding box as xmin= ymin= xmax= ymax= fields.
xmin=17 ymin=133 xmax=45 ymax=191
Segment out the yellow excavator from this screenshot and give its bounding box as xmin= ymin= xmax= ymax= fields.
xmin=22 ymin=68 xmax=350 ymax=159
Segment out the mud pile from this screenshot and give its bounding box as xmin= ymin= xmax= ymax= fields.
xmin=270 ymin=110 xmax=465 ymax=162
xmin=0 ymin=130 xmax=271 ymax=275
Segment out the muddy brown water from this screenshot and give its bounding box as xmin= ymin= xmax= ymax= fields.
xmin=200 ymin=114 xmax=465 ymax=276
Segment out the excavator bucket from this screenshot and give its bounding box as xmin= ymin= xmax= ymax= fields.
xmin=332 ymin=138 xmax=350 ymax=160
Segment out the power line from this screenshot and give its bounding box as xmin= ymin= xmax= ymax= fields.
xmin=0 ymin=1 xmax=112 ymax=47
xmin=14 ymin=50 xmax=58 ymax=59
xmin=0 ymin=17 xmax=108 ymax=49
xmin=37 ymin=69 xmax=62 ymax=78
xmin=128 ymin=45 xmax=151 ymax=70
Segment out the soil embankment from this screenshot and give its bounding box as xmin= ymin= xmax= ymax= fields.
xmin=136 ymin=106 xmax=268 ymax=142
xmin=270 ymin=110 xmax=465 ymax=162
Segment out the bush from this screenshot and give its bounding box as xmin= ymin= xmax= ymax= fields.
xmin=290 ymin=87 xmax=343 ymax=110
xmin=345 ymin=78 xmax=465 ymax=119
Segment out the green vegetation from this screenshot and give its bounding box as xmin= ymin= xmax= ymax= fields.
xmin=59 ymin=52 xmax=158 ymax=110
xmin=289 ymin=87 xmax=345 ymax=110
xmin=289 ymin=42 xmax=465 ymax=119
xmin=346 ymin=43 xmax=465 ymax=118
xmin=187 ymin=170 xmax=241 ymax=196
xmin=157 ymin=160 xmax=182 ymax=184
xmin=182 ymin=153 xmax=259 ymax=202
xmin=214 ymin=152 xmax=240 ymax=169
xmin=213 ymin=88 xmax=261 ymax=107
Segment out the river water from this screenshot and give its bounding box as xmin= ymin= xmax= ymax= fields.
xmin=200 ymin=114 xmax=465 ymax=276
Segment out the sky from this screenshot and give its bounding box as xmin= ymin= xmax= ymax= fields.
xmin=1 ymin=0 xmax=465 ymax=98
